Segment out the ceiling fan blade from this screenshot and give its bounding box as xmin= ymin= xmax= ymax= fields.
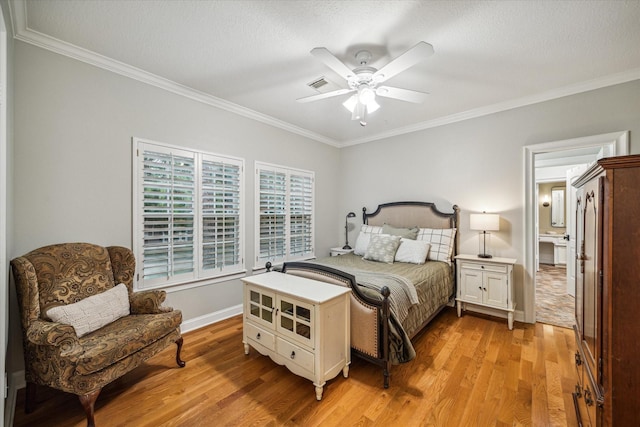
xmin=376 ymin=86 xmax=429 ymax=103
xmin=310 ymin=47 xmax=355 ymax=81
xmin=373 ymin=41 xmax=434 ymax=83
xmin=296 ymin=88 xmax=354 ymax=103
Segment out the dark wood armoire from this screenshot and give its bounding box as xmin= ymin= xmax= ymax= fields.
xmin=572 ymin=154 xmax=640 ymax=426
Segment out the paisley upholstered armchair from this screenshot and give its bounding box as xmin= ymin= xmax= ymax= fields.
xmin=10 ymin=242 xmax=185 ymax=427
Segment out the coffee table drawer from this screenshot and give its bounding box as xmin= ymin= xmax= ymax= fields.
xmin=277 ymin=337 xmax=314 ymax=374
xmin=245 ymin=322 xmax=275 ymax=351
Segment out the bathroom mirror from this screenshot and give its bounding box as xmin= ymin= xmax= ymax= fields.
xmin=551 ymin=187 xmax=565 ymax=227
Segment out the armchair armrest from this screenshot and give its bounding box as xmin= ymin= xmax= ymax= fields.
xmin=26 ymin=319 xmax=83 ymax=359
xmin=26 ymin=319 xmax=78 ymax=346
xmin=129 ymin=290 xmax=173 ymax=314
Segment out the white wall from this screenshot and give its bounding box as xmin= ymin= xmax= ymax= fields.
xmin=339 ymin=80 xmax=640 ymax=321
xmin=10 ymin=41 xmax=341 ymax=371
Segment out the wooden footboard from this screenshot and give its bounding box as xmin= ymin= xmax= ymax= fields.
xmin=279 ymin=262 xmax=394 ymax=388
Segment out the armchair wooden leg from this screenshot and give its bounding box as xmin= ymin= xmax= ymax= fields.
xmin=79 ymin=389 xmax=101 ymax=427
xmin=25 ymin=382 xmax=37 ymax=413
xmin=175 ymin=337 xmax=186 ymax=367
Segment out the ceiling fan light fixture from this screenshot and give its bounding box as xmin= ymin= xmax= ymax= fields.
xmin=342 ymin=94 xmax=358 ymax=112
xmin=303 ymin=42 xmax=433 ymax=125
xmin=367 ymin=99 xmax=380 ymax=114
xmin=358 ymin=85 xmax=376 ymax=104
xmin=352 ymin=101 xmax=366 ymax=121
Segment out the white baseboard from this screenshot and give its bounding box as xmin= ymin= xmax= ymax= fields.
xmin=5 ymin=370 xmax=25 ymax=427
xmin=180 ymin=304 xmax=243 ymax=334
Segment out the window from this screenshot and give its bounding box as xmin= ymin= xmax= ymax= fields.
xmin=255 ymin=162 xmax=314 ymax=268
xmin=133 ymin=138 xmax=244 ymax=290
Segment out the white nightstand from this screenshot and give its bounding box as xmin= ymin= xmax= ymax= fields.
xmin=454 ymin=254 xmax=517 ymax=330
xmin=330 ymin=247 xmax=354 ymax=257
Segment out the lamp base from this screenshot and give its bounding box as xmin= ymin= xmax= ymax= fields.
xmin=477 ymin=253 xmax=493 ymax=259
xmin=343 ymin=245 xmax=352 ymax=250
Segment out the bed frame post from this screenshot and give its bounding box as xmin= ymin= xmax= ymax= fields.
xmin=380 ymin=286 xmax=391 ymax=388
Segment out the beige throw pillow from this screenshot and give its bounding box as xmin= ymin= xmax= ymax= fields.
xmin=382 ymin=223 xmax=419 ymax=240
xmin=46 ymin=283 xmax=130 ymax=337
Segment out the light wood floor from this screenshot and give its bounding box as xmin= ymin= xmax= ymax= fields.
xmin=13 ymin=308 xmax=578 ymax=426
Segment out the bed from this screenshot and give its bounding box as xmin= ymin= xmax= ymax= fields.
xmin=278 ymin=201 xmax=460 ymax=388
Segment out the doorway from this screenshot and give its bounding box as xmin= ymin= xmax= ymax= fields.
xmin=523 ymin=131 xmax=629 ymax=325
xmin=535 ymin=179 xmax=572 ymax=327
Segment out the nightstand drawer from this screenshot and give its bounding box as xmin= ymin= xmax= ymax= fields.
xmin=277 ymin=337 xmax=315 ymax=373
xmin=460 ymin=261 xmax=507 ymax=274
xmin=245 ymin=322 xmax=276 ymax=351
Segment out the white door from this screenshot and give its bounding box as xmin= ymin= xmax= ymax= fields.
xmin=566 ymin=164 xmax=588 ymax=296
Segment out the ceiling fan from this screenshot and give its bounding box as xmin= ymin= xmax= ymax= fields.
xmin=297 ymin=41 xmax=434 ymax=126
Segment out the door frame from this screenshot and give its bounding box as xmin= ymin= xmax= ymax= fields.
xmin=523 ymin=131 xmax=629 ymax=324
xmin=0 ymin=6 xmax=7 ymax=426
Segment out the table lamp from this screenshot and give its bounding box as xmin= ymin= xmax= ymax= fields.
xmin=470 ymin=212 xmax=500 ymax=258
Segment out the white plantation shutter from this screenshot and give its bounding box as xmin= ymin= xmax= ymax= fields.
xmin=258 ymin=168 xmax=287 ymax=264
xmin=134 ymin=138 xmax=244 ymax=290
xmin=200 ymin=155 xmax=243 ymax=274
xmin=139 ymin=146 xmax=196 ymax=285
xmin=289 ymin=172 xmax=314 ymax=258
xmin=255 ymin=162 xmax=314 ymax=267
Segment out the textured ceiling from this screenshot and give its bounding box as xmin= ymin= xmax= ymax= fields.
xmin=10 ymin=0 xmax=640 ymax=146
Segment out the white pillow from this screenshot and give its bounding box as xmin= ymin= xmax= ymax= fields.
xmin=46 ymin=283 xmax=130 ymax=337
xmin=417 ymin=228 xmax=457 ymax=263
xmin=364 ymin=234 xmax=401 ymax=264
xmin=395 ymin=238 xmax=431 ymax=264
xmin=353 ymin=225 xmax=383 ymax=256
xmin=354 ymin=232 xmax=371 ymax=256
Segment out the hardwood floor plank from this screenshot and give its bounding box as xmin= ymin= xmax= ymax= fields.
xmin=12 ymin=309 xmax=580 ymax=427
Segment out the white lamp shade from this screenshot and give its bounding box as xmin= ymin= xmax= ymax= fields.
xmin=470 ymin=213 xmax=500 ymax=231
xmin=342 ymin=94 xmax=357 ymax=112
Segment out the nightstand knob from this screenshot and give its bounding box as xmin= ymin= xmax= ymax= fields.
xmin=481 ymin=265 xmax=485 ymax=269
xmin=256 ymin=333 xmax=261 ymax=340
xmin=290 ymin=351 xmax=296 ymax=359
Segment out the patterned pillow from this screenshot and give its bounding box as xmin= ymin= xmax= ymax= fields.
xmin=364 ymin=234 xmax=401 ymax=264
xmin=354 ymin=224 xmax=383 ymax=255
xmin=395 ymin=238 xmax=431 ymax=264
xmin=46 ymin=283 xmax=130 ymax=337
xmin=417 ymin=228 xmax=457 ymax=264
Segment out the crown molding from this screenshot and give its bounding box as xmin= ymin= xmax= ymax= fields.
xmin=343 ymin=68 xmax=640 ymax=147
xmin=9 ymin=0 xmax=341 ymax=148
xmin=10 ymin=0 xmax=640 ymax=149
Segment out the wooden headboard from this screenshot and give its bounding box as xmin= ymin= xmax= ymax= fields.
xmin=362 ymin=201 xmax=460 ymax=257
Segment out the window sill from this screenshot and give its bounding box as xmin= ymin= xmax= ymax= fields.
xmin=135 ymin=270 xmax=248 ymax=294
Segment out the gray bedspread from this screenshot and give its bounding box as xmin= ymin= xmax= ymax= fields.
xmin=309 ymin=253 xmax=454 ymax=364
